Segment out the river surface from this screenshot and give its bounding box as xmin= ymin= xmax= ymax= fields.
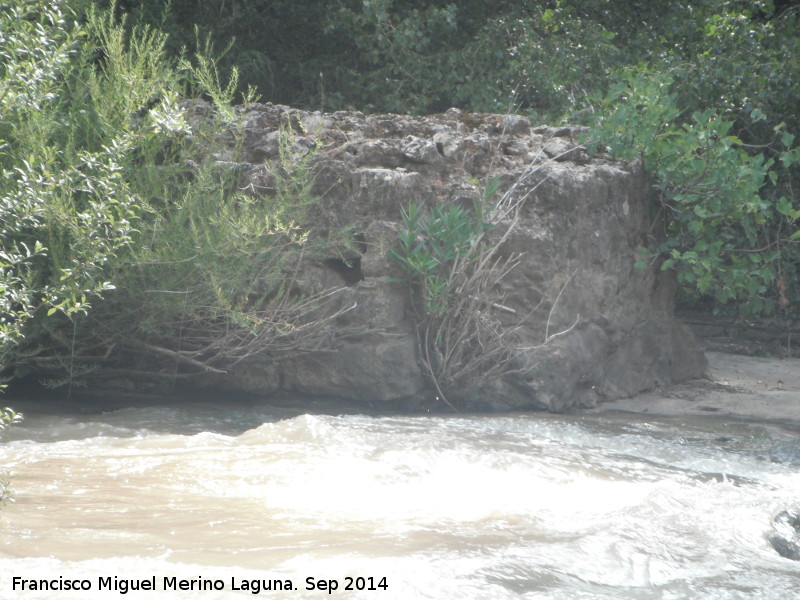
xmin=1 ymin=395 xmax=799 ymax=599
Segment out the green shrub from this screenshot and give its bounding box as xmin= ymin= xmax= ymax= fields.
xmin=91 ymin=120 xmax=335 ymax=377
xmin=1 ymin=0 xmax=343 ymax=387
xmin=388 ymin=178 xmax=525 ymax=409
xmin=388 ymin=196 xmax=495 ymax=316
xmin=0 ymin=407 xmax=22 ymax=506
xmin=0 ymin=0 xmax=149 ymax=372
xmin=587 ymin=69 xmax=800 ymax=315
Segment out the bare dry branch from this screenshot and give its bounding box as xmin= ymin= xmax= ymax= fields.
xmin=405 ymin=144 xmax=588 ymax=410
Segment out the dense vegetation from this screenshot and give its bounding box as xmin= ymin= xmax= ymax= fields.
xmin=1 ymin=0 xmax=799 ymax=391
xmin=117 ymin=0 xmax=800 ymax=318
xmin=0 ymin=0 xmax=338 ymax=390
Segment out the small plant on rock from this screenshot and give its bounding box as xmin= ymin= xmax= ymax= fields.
xmin=389 ymin=177 xmax=525 ymax=409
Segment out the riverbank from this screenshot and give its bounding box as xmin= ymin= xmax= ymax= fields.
xmin=589 ymin=350 xmax=800 ymax=427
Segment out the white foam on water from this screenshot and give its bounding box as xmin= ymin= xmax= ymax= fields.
xmin=2 ymin=407 xmax=799 ymax=599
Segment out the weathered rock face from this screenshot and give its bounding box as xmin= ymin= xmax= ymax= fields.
xmin=202 ymin=101 xmax=707 ymax=411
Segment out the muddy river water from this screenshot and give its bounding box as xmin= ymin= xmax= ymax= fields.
xmin=2 ymin=395 xmax=799 ymax=599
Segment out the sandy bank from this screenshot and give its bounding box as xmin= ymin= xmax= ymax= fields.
xmin=589 ymin=351 xmax=800 ymax=426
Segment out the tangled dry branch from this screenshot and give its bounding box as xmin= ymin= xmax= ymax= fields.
xmin=415 ymin=144 xmax=583 ymax=411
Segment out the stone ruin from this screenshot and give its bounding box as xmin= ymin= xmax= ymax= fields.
xmin=187 ymin=101 xmax=706 ymax=412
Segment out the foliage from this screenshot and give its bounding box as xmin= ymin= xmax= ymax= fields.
xmin=0 ymin=408 xmax=22 ymax=434
xmin=112 ymin=1 xmax=800 ymax=119
xmin=586 ymin=69 xmax=800 ymax=315
xmin=108 ymin=0 xmax=800 ymax=315
xmin=1 ymin=0 xmax=347 ymax=387
xmin=388 ymin=196 xmax=495 ymax=316
xmin=388 ymin=177 xmax=526 ymax=409
xmin=112 ymin=0 xmax=625 ymax=115
xmin=0 ymin=407 xmax=22 ymax=506
xmin=84 ymin=121 xmax=347 ymax=380
xmin=668 ymin=2 xmax=800 ymax=143
xmin=0 ymin=1 xmax=155 ymax=374
xmin=1 ymin=0 xmax=197 ymax=382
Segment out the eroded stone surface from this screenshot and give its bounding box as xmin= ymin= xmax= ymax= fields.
xmin=199 ymin=101 xmax=706 ymax=411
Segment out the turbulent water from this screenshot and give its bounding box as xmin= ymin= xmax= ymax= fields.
xmin=2 ymin=395 xmax=799 ymax=599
